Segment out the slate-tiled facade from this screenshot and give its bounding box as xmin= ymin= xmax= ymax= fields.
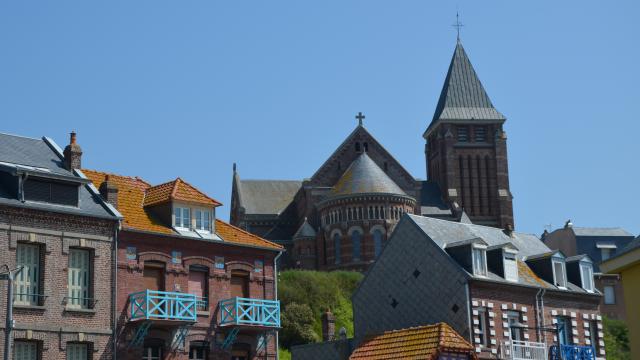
xmin=352 ymin=215 xmax=606 ymax=359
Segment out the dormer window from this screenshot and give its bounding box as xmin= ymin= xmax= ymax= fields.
xmin=504 ymin=252 xmax=518 ymax=282
xmin=195 ymin=209 xmax=211 ymax=232
xmin=174 ymin=206 xmax=191 ymax=229
xmin=580 ymin=263 xmax=594 ymax=293
xmin=552 ymin=258 xmax=567 ymax=289
xmin=472 ymin=246 xmax=488 ymax=277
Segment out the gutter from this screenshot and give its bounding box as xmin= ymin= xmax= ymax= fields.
xmin=274 ymin=251 xmax=283 ymax=360
xmin=112 ymin=222 xmax=120 ymax=360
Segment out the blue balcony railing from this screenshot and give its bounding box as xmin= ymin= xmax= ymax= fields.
xmin=219 ymin=297 xmax=280 ymax=327
xmin=129 ymin=290 xmax=197 ymax=322
xmin=549 ymin=344 xmax=595 ymax=360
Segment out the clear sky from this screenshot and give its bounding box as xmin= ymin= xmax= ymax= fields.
xmin=1 ymin=1 xmax=638 ymax=236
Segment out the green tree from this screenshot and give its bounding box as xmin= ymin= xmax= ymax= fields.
xmin=280 ymin=302 xmax=318 ymax=348
xmin=603 ymin=317 xmax=631 ymax=360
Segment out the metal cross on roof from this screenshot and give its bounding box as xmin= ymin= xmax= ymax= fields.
xmin=355 ymin=112 xmax=365 ymax=126
xmin=452 ymin=12 xmax=464 ymax=41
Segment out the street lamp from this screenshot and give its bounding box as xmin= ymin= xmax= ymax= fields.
xmin=0 ymin=265 xmax=23 ymax=360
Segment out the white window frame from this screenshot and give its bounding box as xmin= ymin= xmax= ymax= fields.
xmin=604 ymin=285 xmax=616 ymax=305
xmin=174 ymin=206 xmax=191 ymax=230
xmin=472 ymin=247 xmax=488 ymax=277
xmin=15 ymin=243 xmax=41 ymax=306
xmin=580 ymin=263 xmax=594 ymax=293
xmin=68 ymin=248 xmax=91 ymax=309
xmin=14 ymin=341 xmax=38 ymax=360
xmin=552 ymin=258 xmax=567 ymax=289
xmin=195 ymin=209 xmax=211 ymax=233
xmin=67 ymin=343 xmax=88 ymax=360
xmin=477 ymin=308 xmax=488 ymax=346
xmin=504 ymin=253 xmax=518 ymax=282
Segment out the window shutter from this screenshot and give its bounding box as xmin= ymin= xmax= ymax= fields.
xmin=15 ymin=244 xmax=40 ymax=305
xmin=68 ymin=249 xmax=90 ymax=309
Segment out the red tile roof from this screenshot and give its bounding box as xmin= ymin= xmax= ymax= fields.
xmin=349 ymin=323 xmax=477 ymax=360
xmin=82 ymin=169 xmax=282 ymax=250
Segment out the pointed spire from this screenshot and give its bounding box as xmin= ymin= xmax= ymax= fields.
xmin=424 ymin=41 xmax=505 ymax=138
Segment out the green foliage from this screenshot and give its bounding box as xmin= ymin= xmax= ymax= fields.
xmin=278 ymin=270 xmax=364 ymax=349
xmin=278 ymin=347 xmax=291 ymax=360
xmin=280 ymin=302 xmax=318 ymax=348
xmin=603 ymin=316 xmax=630 ymax=360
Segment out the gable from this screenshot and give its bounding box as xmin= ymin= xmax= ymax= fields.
xmin=309 ymin=126 xmax=417 ymax=192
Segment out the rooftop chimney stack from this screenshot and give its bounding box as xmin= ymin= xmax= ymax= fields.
xmin=63 ymin=131 xmax=83 ymax=171
xmin=321 ymin=308 xmax=336 ymax=342
xmin=99 ymin=175 xmax=119 ymax=209
xmin=504 ymin=223 xmax=514 ymax=238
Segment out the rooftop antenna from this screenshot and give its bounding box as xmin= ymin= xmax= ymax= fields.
xmin=452 ymin=11 xmax=464 ymax=41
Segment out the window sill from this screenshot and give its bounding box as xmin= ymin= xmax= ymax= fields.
xmin=13 ymin=304 xmax=46 ymax=311
xmin=64 ymin=306 xmax=96 ymax=314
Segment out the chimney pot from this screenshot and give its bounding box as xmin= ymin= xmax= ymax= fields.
xmin=63 ymin=131 xmax=83 ymax=171
xmin=321 ymin=308 xmax=336 ymax=342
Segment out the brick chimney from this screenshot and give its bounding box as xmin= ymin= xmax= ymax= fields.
xmin=321 ymin=308 xmax=335 ymax=342
xmin=99 ymin=175 xmax=119 ymax=209
xmin=63 ymin=131 xmax=82 ymax=171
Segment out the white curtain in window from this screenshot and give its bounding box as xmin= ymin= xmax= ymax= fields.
xmin=68 ymin=249 xmax=90 ymax=309
xmin=67 ymin=343 xmax=88 ymax=360
xmin=15 ymin=244 xmax=40 ymax=306
xmin=14 ymin=341 xmax=38 ymax=360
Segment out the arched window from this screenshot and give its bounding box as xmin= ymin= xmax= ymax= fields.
xmin=373 ymin=229 xmax=384 ymax=258
xmin=363 ymin=142 xmax=368 ymax=152
xmin=352 ymin=231 xmax=362 ymax=261
xmin=358 ymin=207 xmax=363 ymax=220
xmin=334 ymin=234 xmax=341 ymax=264
xmin=355 ymin=142 xmax=361 ymax=152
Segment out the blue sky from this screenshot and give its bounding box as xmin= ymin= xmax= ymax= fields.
xmin=1 ymin=1 xmax=638 ymax=236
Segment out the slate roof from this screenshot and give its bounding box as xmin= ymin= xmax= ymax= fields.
xmin=293 ymin=218 xmax=316 ymax=239
xmin=236 ymin=179 xmax=301 ymax=216
xmin=0 ymin=133 xmax=118 ymax=219
xmin=405 ymin=215 xmax=593 ymax=293
xmin=425 ymin=41 xmax=505 ymax=137
xmin=330 ymin=152 xmax=406 ymax=197
xmin=349 ymin=322 xmax=476 ymax=360
xmin=572 ymin=227 xmax=634 ymax=237
xmin=419 ymin=180 xmax=452 ymax=216
xmin=83 ymin=169 xmax=282 ymax=250
xmin=144 ymin=178 xmax=221 ymax=207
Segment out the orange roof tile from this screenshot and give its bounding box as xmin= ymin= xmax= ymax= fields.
xmin=216 ymin=219 xmax=283 ymax=250
xmin=83 ymin=169 xmax=282 ymax=251
xmin=349 ymin=323 xmax=477 ymax=360
xmin=144 ymin=178 xmax=221 ymax=207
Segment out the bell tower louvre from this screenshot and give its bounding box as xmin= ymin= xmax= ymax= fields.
xmin=424 ymin=40 xmax=514 ymax=229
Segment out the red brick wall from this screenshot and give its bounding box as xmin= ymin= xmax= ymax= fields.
xmin=116 ymin=230 xmax=279 ymax=360
xmin=0 ymin=205 xmax=116 ymax=360
xmin=469 ymin=282 xmax=605 ymax=359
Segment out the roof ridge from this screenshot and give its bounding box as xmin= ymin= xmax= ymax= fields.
xmin=0 ymin=132 xmax=42 ymax=141
xmin=174 ymin=177 xmax=222 ymax=206
xmin=170 ymin=178 xmax=181 ymax=199
xmin=82 ymin=168 xmax=152 ymax=187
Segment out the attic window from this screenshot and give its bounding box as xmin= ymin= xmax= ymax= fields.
xmin=363 ymin=142 xmax=368 ymax=152
xmin=580 ymin=263 xmax=594 ymax=293
xmin=472 ymin=247 xmax=487 ymax=277
xmin=355 ymin=142 xmax=361 ymax=152
xmin=174 ymin=207 xmax=191 ymax=229
xmin=24 ymin=178 xmax=78 ymax=206
xmin=552 ymin=259 xmax=567 ymax=289
xmin=504 ymin=253 xmax=518 ymax=282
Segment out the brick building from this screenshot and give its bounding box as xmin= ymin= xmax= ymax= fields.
xmin=352 ymin=215 xmax=605 ymax=360
xmin=84 ymin=169 xmax=283 ymax=360
xmin=0 ymin=132 xmax=120 ymax=359
xmin=231 ymin=39 xmax=514 ymax=270
xmin=542 ymin=221 xmax=635 ymax=320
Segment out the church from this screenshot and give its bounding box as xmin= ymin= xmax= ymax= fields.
xmin=230 ymin=39 xmax=514 ymax=270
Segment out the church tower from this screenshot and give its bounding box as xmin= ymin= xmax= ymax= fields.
xmin=424 ymin=40 xmax=514 ymax=228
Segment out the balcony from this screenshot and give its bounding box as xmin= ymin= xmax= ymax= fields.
xmin=500 ymin=340 xmax=547 ymax=360
xmin=219 ymin=297 xmax=280 ymax=328
xmin=549 ymin=345 xmax=595 ymax=360
xmin=129 ymin=290 xmax=197 ymax=322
